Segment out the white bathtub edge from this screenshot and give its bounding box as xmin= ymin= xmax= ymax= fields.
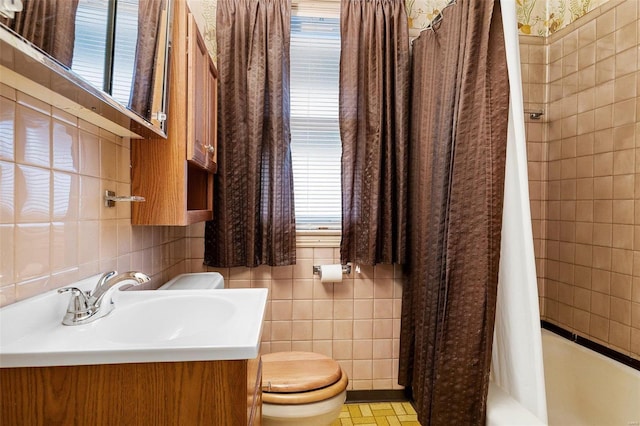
xmin=487 ymin=382 xmax=547 ymax=426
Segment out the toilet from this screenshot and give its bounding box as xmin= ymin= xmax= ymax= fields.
xmin=158 ymin=272 xmax=349 ymax=425
xmin=261 ymin=351 xmax=348 ymax=426
xmin=157 ymin=272 xmax=224 ymax=290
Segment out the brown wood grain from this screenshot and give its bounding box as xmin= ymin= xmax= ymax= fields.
xmin=186 ymin=12 xmax=209 ymax=170
xmin=261 ymin=351 xmax=342 ymax=392
xmin=262 ymin=368 xmax=348 ymax=405
xmin=131 ymin=0 xmax=217 ymax=226
xmin=207 ymin=59 xmax=219 ymax=174
xmin=0 ymin=359 xmax=261 ymax=426
xmin=247 ymin=356 xmax=262 ymax=425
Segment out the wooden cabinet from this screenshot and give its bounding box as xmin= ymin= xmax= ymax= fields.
xmin=248 ymin=354 xmax=263 ymax=425
xmin=131 ymin=0 xmax=218 ymax=226
xmin=207 ymin=59 xmax=219 ymax=169
xmin=187 ymin=15 xmax=217 ymax=173
xmin=0 ymin=358 xmax=262 ymax=426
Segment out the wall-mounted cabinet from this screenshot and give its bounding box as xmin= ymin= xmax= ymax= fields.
xmin=187 ymin=16 xmax=218 ymax=173
xmin=132 ymin=0 xmax=218 ymax=226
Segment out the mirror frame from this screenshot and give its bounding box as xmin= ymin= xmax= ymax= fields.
xmin=0 ymin=2 xmax=172 ymax=140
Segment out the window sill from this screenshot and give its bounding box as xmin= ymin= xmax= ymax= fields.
xmin=296 ymin=229 xmax=341 ymax=248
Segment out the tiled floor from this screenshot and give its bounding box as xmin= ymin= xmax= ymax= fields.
xmin=331 ymin=402 xmax=421 ymax=426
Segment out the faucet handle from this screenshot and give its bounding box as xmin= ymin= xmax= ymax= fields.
xmin=58 ymin=287 xmax=95 ymax=325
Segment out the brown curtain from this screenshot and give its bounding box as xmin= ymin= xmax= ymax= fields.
xmin=129 ymin=0 xmax=164 ymax=118
xmin=204 ymin=0 xmax=296 ymax=268
xmin=398 ymin=1 xmax=509 ymax=425
xmin=1 ymin=0 xmax=79 ymax=67
xmin=339 ymin=0 xmax=409 ymax=266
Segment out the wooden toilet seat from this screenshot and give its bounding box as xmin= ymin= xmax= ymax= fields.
xmin=262 ymin=352 xmax=349 ymax=405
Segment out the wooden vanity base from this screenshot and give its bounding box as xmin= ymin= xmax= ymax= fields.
xmin=0 ymin=358 xmax=261 ymax=426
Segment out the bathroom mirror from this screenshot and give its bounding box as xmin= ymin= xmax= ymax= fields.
xmin=0 ymin=0 xmax=172 ymax=139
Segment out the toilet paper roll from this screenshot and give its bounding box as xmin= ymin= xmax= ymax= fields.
xmin=319 ymin=264 xmax=343 ymax=283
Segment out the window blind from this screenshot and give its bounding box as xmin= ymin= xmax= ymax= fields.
xmin=72 ymin=0 xmax=108 ymax=90
xmin=71 ymin=0 xmax=138 ymax=106
xmin=290 ymin=15 xmax=342 ymax=229
xmin=111 ymin=0 xmax=138 ymax=106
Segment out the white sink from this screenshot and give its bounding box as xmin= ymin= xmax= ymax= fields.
xmin=0 ymin=274 xmax=268 ymax=368
xmin=96 ymin=294 xmax=235 ymax=344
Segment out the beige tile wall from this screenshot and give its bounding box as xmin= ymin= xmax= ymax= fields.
xmin=185 ymin=224 xmax=405 ymax=391
xmin=0 ymin=83 xmax=188 ymax=306
xmin=520 ymin=35 xmax=548 ymax=321
xmin=522 ymin=0 xmax=640 ymax=360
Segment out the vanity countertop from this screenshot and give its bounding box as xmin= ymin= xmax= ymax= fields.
xmin=0 ymin=274 xmax=268 ymax=368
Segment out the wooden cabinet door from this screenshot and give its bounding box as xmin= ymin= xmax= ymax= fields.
xmin=205 ymin=60 xmax=218 ymax=173
xmin=187 ymin=14 xmax=208 ymax=169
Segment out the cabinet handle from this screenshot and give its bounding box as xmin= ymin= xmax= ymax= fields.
xmin=205 ymin=144 xmax=215 ymax=154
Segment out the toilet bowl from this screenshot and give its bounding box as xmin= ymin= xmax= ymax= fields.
xmin=261 ymin=351 xmax=348 ymax=426
xmin=158 ymin=273 xmax=348 ymax=425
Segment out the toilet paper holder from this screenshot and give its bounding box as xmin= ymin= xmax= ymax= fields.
xmin=313 ymin=264 xmax=351 ymax=275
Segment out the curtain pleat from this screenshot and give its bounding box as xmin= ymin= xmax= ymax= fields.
xmin=398 ymin=1 xmax=509 ymax=425
xmin=2 ymin=0 xmax=79 ymax=67
xmin=339 ymin=0 xmax=409 ymax=266
xmin=204 ymin=0 xmax=296 ymax=268
xmin=129 ymin=0 xmax=163 ymax=118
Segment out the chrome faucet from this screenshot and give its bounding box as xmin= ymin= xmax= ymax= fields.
xmin=57 ymin=271 xmax=151 ymax=325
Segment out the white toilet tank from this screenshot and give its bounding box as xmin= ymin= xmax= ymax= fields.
xmin=158 ymin=273 xmax=224 ymax=290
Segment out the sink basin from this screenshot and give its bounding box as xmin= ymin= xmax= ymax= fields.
xmin=0 ymin=274 xmax=268 ymax=368
xmin=96 ymin=294 xmax=235 ymax=344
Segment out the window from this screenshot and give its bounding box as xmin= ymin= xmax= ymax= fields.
xmin=290 ymin=13 xmax=341 ymax=230
xmin=110 ymin=0 xmax=139 ymax=105
xmin=72 ymin=0 xmax=139 ymax=107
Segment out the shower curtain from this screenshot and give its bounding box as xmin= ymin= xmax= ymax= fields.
xmin=490 ymin=1 xmax=548 ymax=423
xmin=398 ymin=1 xmax=509 ymax=424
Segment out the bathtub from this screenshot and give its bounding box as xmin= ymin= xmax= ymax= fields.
xmin=487 ymin=329 xmax=640 ymax=426
xmin=542 ymin=329 xmax=640 ymax=426
xmin=487 ymin=382 xmax=546 ymax=425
